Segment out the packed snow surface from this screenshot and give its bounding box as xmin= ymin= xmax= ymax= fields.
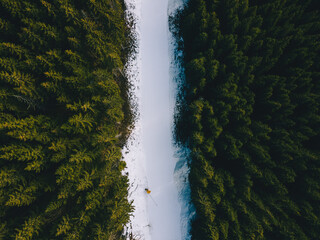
xmin=123 ymin=0 xmax=192 ymax=239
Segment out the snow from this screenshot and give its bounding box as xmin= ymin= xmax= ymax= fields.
xmin=122 ymin=0 xmax=194 ymax=239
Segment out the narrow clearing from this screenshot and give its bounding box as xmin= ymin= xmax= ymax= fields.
xmin=123 ymin=0 xmax=186 ymax=239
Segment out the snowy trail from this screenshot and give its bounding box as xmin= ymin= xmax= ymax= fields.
xmin=140 ymin=0 xmax=181 ymax=239
xmin=123 ymin=0 xmax=189 ymax=239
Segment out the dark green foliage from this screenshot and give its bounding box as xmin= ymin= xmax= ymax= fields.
xmin=0 ymin=0 xmax=132 ymax=239
xmin=175 ymin=0 xmax=320 ymax=239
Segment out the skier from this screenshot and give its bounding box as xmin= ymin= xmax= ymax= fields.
xmin=145 ymin=188 xmax=157 ymax=206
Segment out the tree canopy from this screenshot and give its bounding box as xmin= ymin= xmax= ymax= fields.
xmin=175 ymin=0 xmax=320 ymax=239
xmin=0 ymin=0 xmax=132 ymax=239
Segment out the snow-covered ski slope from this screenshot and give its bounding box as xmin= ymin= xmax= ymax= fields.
xmin=123 ymin=0 xmax=192 ymax=239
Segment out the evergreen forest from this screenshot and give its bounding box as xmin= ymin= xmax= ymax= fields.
xmin=175 ymin=0 xmax=320 ymax=239
xmin=1 ymin=0 xmax=320 ymax=239
xmin=0 ymin=0 xmax=132 ymax=239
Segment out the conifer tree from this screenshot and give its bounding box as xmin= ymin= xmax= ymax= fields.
xmin=175 ymin=0 xmax=320 ymax=239
xmin=0 ymin=0 xmax=132 ymax=238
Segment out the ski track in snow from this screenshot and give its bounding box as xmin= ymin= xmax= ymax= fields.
xmin=123 ymin=0 xmax=193 ymax=239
